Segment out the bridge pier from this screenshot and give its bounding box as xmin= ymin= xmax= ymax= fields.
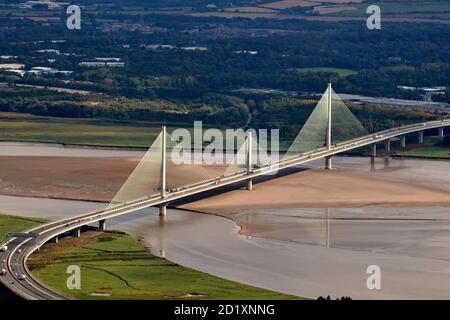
xmin=418 ymin=131 xmax=424 ymax=144
xmin=385 ymin=140 xmax=391 ymax=154
xmin=370 ymin=144 xmax=377 ymax=157
xmin=439 ymin=127 xmax=444 ymax=137
xmin=246 ymin=178 xmax=253 ymax=191
xmin=99 ymin=219 xmax=106 ymax=231
xmin=325 ymin=156 xmax=332 ymax=170
xmin=400 ymin=135 xmax=406 ymax=149
xmin=72 ymin=227 xmax=81 ymax=238
xmin=52 ymin=236 xmax=59 ymax=244
xmin=159 ymin=204 xmax=167 ymax=217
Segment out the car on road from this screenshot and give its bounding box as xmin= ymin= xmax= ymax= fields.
xmin=18 ymin=274 xmax=27 ymax=280
xmin=1 ymin=246 xmax=7 ymax=252
xmin=0 ymin=269 xmax=6 ymax=276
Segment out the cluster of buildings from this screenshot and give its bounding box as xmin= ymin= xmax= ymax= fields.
xmin=140 ymin=44 xmax=259 ymax=54
xmin=397 ymin=86 xmax=447 ymax=102
xmin=35 ymin=49 xmax=64 ymax=55
xmin=140 ymin=44 xmax=208 ymax=52
xmin=0 ymin=63 xmax=72 ymax=77
xmin=99 ymin=23 xmax=166 ymax=34
xmin=16 ymin=1 xmax=69 ymax=10
xmin=0 ymin=63 xmax=26 ymax=76
xmin=28 ymin=66 xmax=73 ymax=76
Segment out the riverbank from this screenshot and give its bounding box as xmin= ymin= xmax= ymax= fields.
xmin=0 ymin=213 xmax=299 ymax=300
xmin=27 ymin=229 xmax=299 ymax=300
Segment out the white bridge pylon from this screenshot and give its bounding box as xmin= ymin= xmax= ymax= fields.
xmin=107 ymin=127 xmax=215 ymax=210
xmin=107 ymin=131 xmax=164 ymax=209
xmin=284 ymin=83 xmax=368 ymax=160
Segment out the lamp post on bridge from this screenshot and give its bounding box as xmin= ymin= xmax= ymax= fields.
xmin=325 ymin=83 xmax=333 ymax=170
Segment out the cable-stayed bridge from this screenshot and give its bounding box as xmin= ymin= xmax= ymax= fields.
xmin=1 ymin=84 xmax=449 ymax=299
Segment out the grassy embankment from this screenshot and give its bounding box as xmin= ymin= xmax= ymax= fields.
xmin=396 ymin=137 xmax=450 ymax=159
xmin=28 ymin=230 xmax=301 ymax=300
xmin=0 ymin=214 xmax=47 ymax=240
xmin=0 ymin=113 xmax=288 ymax=150
xmin=0 ymin=118 xmax=162 ymax=148
xmin=0 ymin=214 xmax=300 ymax=299
xmin=0 ymin=113 xmax=238 ymax=149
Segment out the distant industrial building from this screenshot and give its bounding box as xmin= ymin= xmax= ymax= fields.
xmin=0 ymin=63 xmax=25 ymax=70
xmin=0 ymin=55 xmax=18 ymax=60
xmin=79 ymin=58 xmax=125 ymax=68
xmin=35 ymin=49 xmax=61 ymax=54
xmin=28 ymin=66 xmax=72 ymax=76
xmin=397 ymin=85 xmax=447 ymax=102
xmin=142 ymin=44 xmax=177 ymax=50
xmin=0 ymin=63 xmax=25 ymax=76
xmin=234 ymin=50 xmax=258 ymax=55
xmin=94 ymin=57 xmax=122 ymax=62
xmin=181 ymin=46 xmax=208 ymax=51
xmin=20 ymin=1 xmax=69 ymax=9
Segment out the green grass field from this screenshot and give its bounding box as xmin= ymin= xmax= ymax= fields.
xmin=339 ymin=1 xmax=450 ymax=16
xmin=29 ymin=231 xmax=302 ymax=300
xmin=0 ymin=214 xmax=47 ymax=241
xmin=396 ymin=137 xmax=450 ymax=159
xmin=397 ymin=145 xmax=450 ymax=158
xmin=297 ymin=67 xmax=358 ymax=78
xmin=0 ymin=120 xmax=164 ymax=148
xmin=0 ymin=114 xmax=293 ymax=150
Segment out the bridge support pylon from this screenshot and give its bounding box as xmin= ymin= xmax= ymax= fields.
xmin=246 ymin=132 xmax=254 ymax=190
xmin=246 ymin=178 xmax=253 ymax=191
xmin=418 ymin=131 xmax=424 ymax=144
xmin=160 ymin=125 xmax=167 ymax=199
xmin=370 ymin=157 xmax=376 ymax=171
xmin=73 ymin=227 xmax=81 ymax=238
xmin=439 ymin=127 xmax=444 ymax=137
xmin=52 ymin=236 xmax=59 ymax=244
xmin=371 ymin=143 xmax=377 ymax=157
xmin=159 ymin=204 xmax=167 ymax=217
xmin=400 ymin=135 xmax=406 ymax=149
xmin=325 ymin=156 xmax=332 ymax=170
xmin=325 ymin=83 xmax=333 ymax=172
xmin=99 ymin=219 xmax=106 ymax=231
xmin=385 ymin=140 xmax=391 ymax=154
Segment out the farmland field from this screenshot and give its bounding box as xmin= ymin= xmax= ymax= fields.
xmin=337 ymin=1 xmax=450 ymax=16
xmin=297 ymin=67 xmax=358 ymax=77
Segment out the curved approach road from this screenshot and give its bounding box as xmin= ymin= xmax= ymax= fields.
xmin=0 ymin=119 xmax=449 ymax=300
